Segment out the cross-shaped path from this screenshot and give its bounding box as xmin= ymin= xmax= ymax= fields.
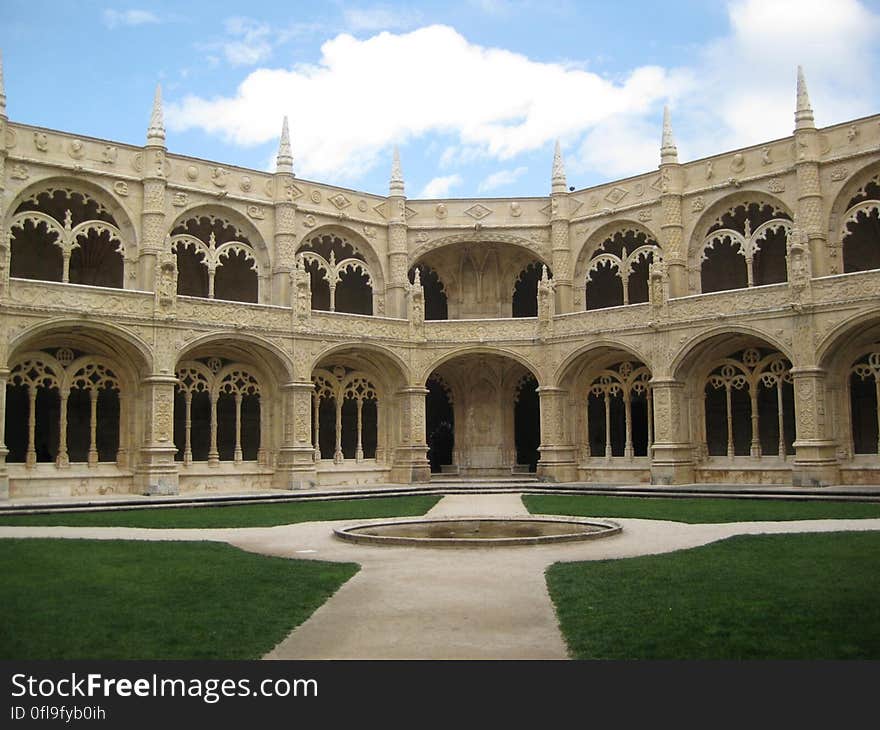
xmin=3 ymin=493 xmax=879 ymax=659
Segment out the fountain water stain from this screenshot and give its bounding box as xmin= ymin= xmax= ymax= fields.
xmin=334 ymin=516 xmax=621 ymax=547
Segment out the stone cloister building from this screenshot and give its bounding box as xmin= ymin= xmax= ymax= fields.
xmin=1 ymin=61 xmax=879 ymax=499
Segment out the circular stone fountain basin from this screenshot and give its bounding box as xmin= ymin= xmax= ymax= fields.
xmin=334 ymin=516 xmax=621 ymax=547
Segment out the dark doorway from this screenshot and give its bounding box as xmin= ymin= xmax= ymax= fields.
xmin=514 ymin=375 xmax=540 ymax=471
xmin=425 ymin=377 xmax=454 ymax=472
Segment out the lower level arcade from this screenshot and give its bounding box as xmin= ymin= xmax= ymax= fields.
xmin=2 ymin=322 xmax=879 ymax=498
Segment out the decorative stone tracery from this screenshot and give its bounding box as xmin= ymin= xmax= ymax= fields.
xmin=297 ymin=232 xmax=375 ymax=315
xmin=311 ymin=367 xmax=379 ymax=464
xmin=580 ymin=227 xmax=660 ymax=310
xmin=700 ymin=201 xmax=792 ymax=292
xmin=585 ymin=361 xmax=652 ymax=459
xmin=173 ymin=359 xmax=264 ymax=465
xmin=170 ymin=213 xmax=262 ymax=303
xmin=702 ymin=348 xmax=794 ymax=459
xmin=7 ymin=350 xmax=122 ymax=468
xmin=8 ymin=187 xmax=127 ymax=288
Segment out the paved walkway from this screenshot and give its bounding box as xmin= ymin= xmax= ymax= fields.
xmin=2 ymin=493 xmax=880 ymax=659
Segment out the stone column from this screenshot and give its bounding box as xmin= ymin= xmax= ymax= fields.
xmin=139 ymin=85 xmax=167 ymax=293
xmin=659 ymin=107 xmax=687 ymax=297
xmin=649 ymin=378 xmax=695 ymax=484
xmin=273 ymin=193 xmax=297 ymax=306
xmin=0 ymin=367 xmax=9 ymax=499
xmin=134 ymin=374 xmax=179 ymax=495
xmin=536 ymin=386 xmax=578 ymax=482
xmin=0 ymin=50 xmax=7 ymax=209
xmin=790 ymin=367 xmax=840 ymax=486
xmin=391 ymin=386 xmax=430 ymax=483
xmin=273 ymin=117 xmax=297 ymax=306
xmin=550 ymin=141 xmax=573 ymax=313
xmin=387 ymin=203 xmax=408 ymax=319
xmin=793 ymin=68 xmax=829 ymax=277
xmin=386 ymin=148 xmax=409 ymax=318
xmin=274 ymin=381 xmax=318 ymax=489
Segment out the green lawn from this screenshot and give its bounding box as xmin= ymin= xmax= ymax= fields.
xmin=0 ymin=495 xmax=441 ymax=528
xmin=0 ymin=539 xmax=358 ymax=659
xmin=524 ymin=493 xmax=880 ymax=523
xmin=546 ymin=531 xmax=880 ymax=659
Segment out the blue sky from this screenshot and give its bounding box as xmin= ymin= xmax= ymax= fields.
xmin=3 ymin=1 xmax=879 ymax=198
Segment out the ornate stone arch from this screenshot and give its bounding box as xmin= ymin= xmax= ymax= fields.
xmin=176 ymin=332 xmax=294 ymax=385
xmin=311 ymin=342 xmax=410 ymax=390
xmin=169 ymin=205 xmax=270 ymax=303
xmin=816 ymin=309 xmax=880 ymax=372
xmin=672 ymin=325 xmax=794 ymax=382
xmin=573 ymin=221 xmax=661 ymax=310
xmin=827 ymin=161 xmax=880 ymax=274
xmin=296 ymin=225 xmax=384 ymax=315
xmin=309 ymin=363 xmax=383 ymax=463
xmin=7 ymin=318 xmax=152 ymax=380
xmin=7 ymin=346 xmax=130 ymax=468
xmin=408 ymin=231 xmax=548 ymax=267
xmin=555 ymin=339 xmax=653 ymax=390
xmin=687 ymin=191 xmax=793 ymax=293
xmin=420 ymin=346 xmax=542 ymax=387
xmin=4 ymin=177 xmax=139 ymax=289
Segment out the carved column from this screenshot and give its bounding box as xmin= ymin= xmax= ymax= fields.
xmin=0 ymin=83 xmax=6 ymax=205
xmin=87 ymin=389 xmax=99 ymax=466
xmin=140 ymin=166 xmax=167 ymax=292
xmin=183 ymin=391 xmax=192 ymax=464
xmin=793 ymin=71 xmax=828 ymax=277
xmin=208 ymin=393 xmax=219 ymax=465
xmin=649 ymin=378 xmax=695 ymax=484
xmin=387 ymin=197 xmax=409 ymax=319
xmin=660 ymin=169 xmax=686 ymax=297
xmin=274 ymin=381 xmax=317 ymax=489
xmin=0 ymin=368 xmax=9 ymax=499
xmin=790 ymin=367 xmax=840 ymax=486
xmin=134 ymin=374 xmax=179 ymax=495
xmin=273 ymin=175 xmax=297 ymax=306
xmin=391 ymin=386 xmax=430 ymax=483
xmin=550 ymin=199 xmax=573 ymax=314
xmin=139 ymin=86 xmax=168 ymax=292
xmin=233 ymin=393 xmax=243 ymax=463
xmin=536 ymin=386 xmax=578 ymax=482
xmin=0 ymin=76 xmax=7 ymax=299
xmin=56 ymin=389 xmax=70 ymax=468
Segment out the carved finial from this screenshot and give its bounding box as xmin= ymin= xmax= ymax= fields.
xmin=0 ymin=49 xmax=6 ymax=117
xmin=389 ymin=145 xmax=405 ymax=196
xmin=413 ymin=266 xmax=421 ymax=287
xmin=795 ymin=65 xmax=814 ymax=131
xmin=551 ymin=139 xmax=567 ymax=194
xmin=276 ymin=116 xmax=294 ymax=174
xmin=147 ymin=83 xmax=165 ymax=144
xmin=660 ymin=105 xmax=678 ymax=163
xmin=541 ymin=264 xmax=549 ymax=282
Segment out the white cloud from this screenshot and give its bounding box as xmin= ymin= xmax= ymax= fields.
xmin=420 ymin=174 xmax=463 ymax=198
xmin=102 ymin=9 xmax=160 ymax=29
xmin=682 ymin=0 xmax=880 ymax=157
xmin=344 ymin=5 xmax=422 ymax=31
xmin=166 ymin=2 xmax=880 ymax=187
xmin=167 ymin=24 xmax=691 ymax=180
xmin=478 ymin=166 xmax=528 ymax=193
xmin=221 ymin=17 xmax=273 ymax=66
xmin=198 ymin=17 xmax=327 ymax=68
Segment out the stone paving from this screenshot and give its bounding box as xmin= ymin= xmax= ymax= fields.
xmin=2 ymin=493 xmax=880 ymax=659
